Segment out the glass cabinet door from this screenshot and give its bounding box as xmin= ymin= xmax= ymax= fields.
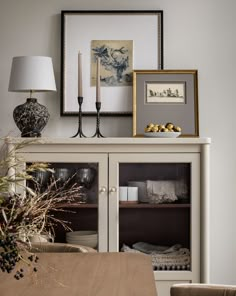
xmin=21 ymin=153 xmax=108 ymax=252
xmin=109 ymin=153 xmax=200 ymax=276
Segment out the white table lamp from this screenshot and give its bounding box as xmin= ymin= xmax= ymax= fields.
xmin=8 ymin=56 xmax=56 ymax=137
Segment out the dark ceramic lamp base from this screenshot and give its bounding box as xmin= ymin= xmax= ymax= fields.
xmin=13 ymin=98 xmax=49 ymax=137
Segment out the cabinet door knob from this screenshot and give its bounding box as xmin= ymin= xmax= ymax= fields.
xmin=100 ymin=186 xmax=107 ymax=193
xmin=109 ymin=187 xmax=117 ymax=193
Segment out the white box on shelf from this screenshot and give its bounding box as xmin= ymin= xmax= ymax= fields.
xmin=128 ymin=181 xmax=147 ymax=202
xmin=119 ymin=186 xmax=128 ymax=201
xmin=127 ymin=186 xmax=138 ymax=202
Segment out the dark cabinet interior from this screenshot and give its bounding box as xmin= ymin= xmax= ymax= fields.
xmin=118 ymin=162 xmax=191 ymax=255
xmin=53 ymin=207 xmax=98 ymax=243
xmin=119 ymin=207 xmax=190 ymax=249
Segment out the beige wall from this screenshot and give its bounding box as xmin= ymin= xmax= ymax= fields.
xmin=0 ymin=0 xmax=235 ymax=284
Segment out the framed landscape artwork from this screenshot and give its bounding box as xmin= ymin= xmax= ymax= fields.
xmin=133 ymin=70 xmax=199 ymax=137
xmin=61 ymin=10 xmax=163 ymax=116
xmin=146 ymin=82 xmax=185 ymax=104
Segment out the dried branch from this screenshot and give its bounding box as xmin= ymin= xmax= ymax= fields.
xmin=0 ymin=138 xmax=83 ymax=278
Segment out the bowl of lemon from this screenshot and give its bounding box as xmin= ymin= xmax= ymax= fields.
xmin=144 ymin=122 xmax=181 ymax=138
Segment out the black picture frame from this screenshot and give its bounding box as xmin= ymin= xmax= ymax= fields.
xmin=61 ymin=10 xmax=164 ymax=116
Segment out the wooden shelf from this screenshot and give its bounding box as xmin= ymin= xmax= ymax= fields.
xmin=58 ymin=203 xmax=98 ymax=208
xmin=58 ymin=202 xmax=190 ymax=209
xmin=119 ymin=202 xmax=190 ymax=209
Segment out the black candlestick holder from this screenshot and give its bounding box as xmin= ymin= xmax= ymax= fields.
xmin=92 ymin=102 xmax=105 ymax=138
xmin=71 ymin=96 xmax=87 ymax=138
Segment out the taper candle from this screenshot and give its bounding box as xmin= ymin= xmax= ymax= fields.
xmin=78 ymin=52 xmax=83 ymax=97
xmin=96 ymin=57 xmax=101 ymax=102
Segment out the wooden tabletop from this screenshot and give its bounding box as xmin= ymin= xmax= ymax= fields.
xmin=0 ymin=252 xmax=157 ymax=296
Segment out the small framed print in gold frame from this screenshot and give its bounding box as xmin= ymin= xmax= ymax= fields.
xmin=133 ymin=70 xmax=199 ymax=137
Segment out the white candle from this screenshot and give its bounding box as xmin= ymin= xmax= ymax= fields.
xmin=78 ymin=52 xmax=83 ymax=97
xmin=96 ymin=57 xmax=101 ymax=102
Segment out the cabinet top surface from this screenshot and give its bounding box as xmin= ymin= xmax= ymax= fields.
xmin=7 ymin=137 xmax=211 ymax=145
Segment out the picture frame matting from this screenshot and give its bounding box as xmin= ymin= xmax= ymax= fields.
xmin=61 ymin=10 xmax=164 ymax=116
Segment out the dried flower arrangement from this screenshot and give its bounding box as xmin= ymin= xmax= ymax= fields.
xmin=0 ymin=138 xmax=81 ymax=279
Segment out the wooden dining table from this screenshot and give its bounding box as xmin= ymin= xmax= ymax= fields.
xmin=0 ymin=252 xmax=157 ymax=296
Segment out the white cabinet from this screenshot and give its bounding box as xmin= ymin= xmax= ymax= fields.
xmin=11 ymin=137 xmax=210 ymax=296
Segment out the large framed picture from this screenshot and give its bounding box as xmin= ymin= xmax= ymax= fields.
xmin=133 ymin=70 xmax=199 ymax=137
xmin=61 ymin=10 xmax=164 ymax=116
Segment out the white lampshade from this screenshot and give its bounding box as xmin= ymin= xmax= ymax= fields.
xmin=8 ymin=56 xmax=56 ymax=92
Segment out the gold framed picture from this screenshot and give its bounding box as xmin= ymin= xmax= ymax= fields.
xmin=133 ymin=70 xmax=199 ymax=137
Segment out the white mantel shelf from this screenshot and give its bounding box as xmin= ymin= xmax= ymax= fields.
xmin=7 ymin=137 xmax=211 ymax=161
xmin=7 ymin=137 xmax=211 ymax=155
xmin=8 ymin=137 xmax=211 ymax=145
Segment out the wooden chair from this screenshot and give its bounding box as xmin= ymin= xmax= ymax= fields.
xmin=171 ymin=283 xmax=236 ymax=296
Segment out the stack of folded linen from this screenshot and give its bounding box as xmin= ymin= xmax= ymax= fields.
xmin=121 ymin=242 xmax=190 ymax=270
